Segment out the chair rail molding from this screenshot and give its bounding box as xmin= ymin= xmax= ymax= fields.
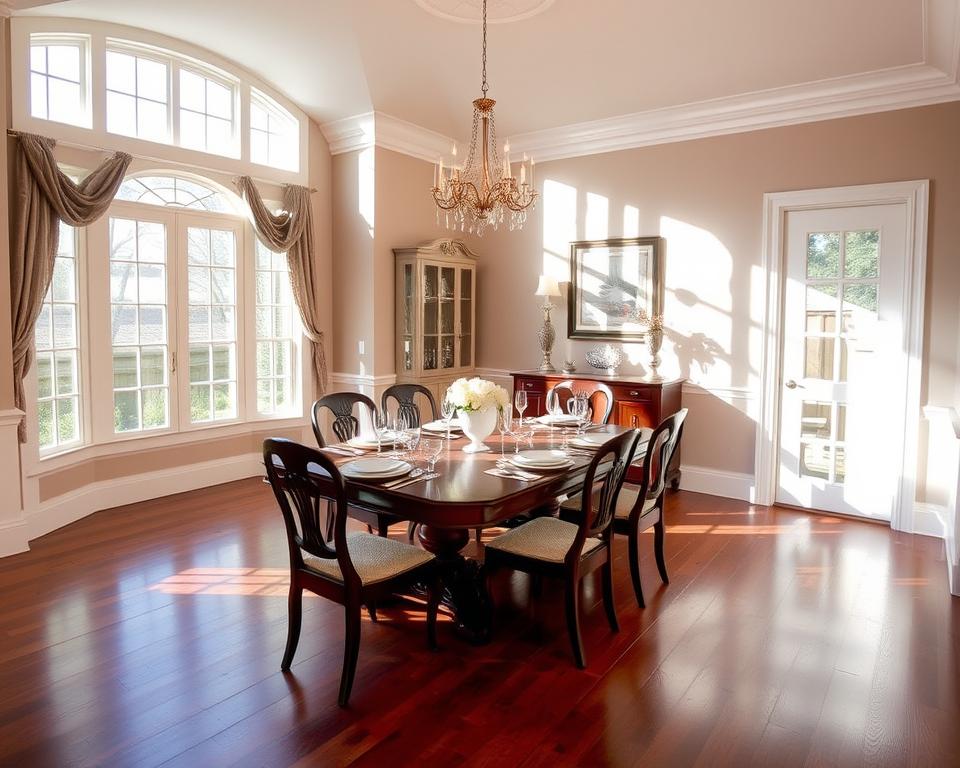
xmin=755 ymin=180 xmax=929 ymax=534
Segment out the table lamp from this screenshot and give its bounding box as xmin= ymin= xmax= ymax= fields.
xmin=534 ymin=275 xmax=561 ymax=372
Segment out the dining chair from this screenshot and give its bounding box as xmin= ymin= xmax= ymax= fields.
xmin=484 ymin=429 xmax=642 ymax=668
xmin=561 ymin=408 xmax=687 ymax=608
xmin=311 ymin=393 xmax=400 ymax=538
xmin=263 ymin=438 xmax=441 ymax=707
xmin=381 ymin=383 xmax=438 ymax=428
xmin=545 ymin=380 xmax=614 ymax=424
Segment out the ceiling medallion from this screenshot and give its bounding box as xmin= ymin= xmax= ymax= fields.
xmin=431 ymin=0 xmax=538 ymax=235
xmin=413 ymin=0 xmax=555 ymax=24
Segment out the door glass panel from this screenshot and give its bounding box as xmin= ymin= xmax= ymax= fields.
xmin=440 ymin=267 xmax=455 ymax=299
xmin=834 ymin=446 xmax=846 ymax=483
xmin=837 ymin=404 xmax=847 ymax=441
xmin=800 ymin=401 xmax=831 ymax=439
xmin=804 ymin=337 xmax=835 ymax=380
xmin=805 ymin=284 xmax=837 ymax=332
xmin=841 ymin=284 xmax=877 ymax=333
xmin=806 ymin=232 xmax=840 ymax=278
xmin=401 ymin=263 xmax=413 ymax=372
xmin=843 ymin=230 xmax=879 ymax=278
xmin=440 ymin=299 xmax=454 ymax=334
xmin=423 ymin=336 xmax=437 ymax=370
xmin=800 ymin=442 xmax=831 ymax=481
xmin=440 ymin=336 xmax=454 ymax=368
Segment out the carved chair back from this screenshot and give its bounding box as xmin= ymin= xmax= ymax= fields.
xmin=381 ymin=384 xmax=438 ymax=428
xmin=311 ymin=393 xmax=378 ymax=447
xmin=263 ymin=438 xmax=360 ymax=590
xmin=546 ymin=380 xmax=614 ymax=424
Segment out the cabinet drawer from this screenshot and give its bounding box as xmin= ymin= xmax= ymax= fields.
xmin=611 ymin=384 xmax=653 ymax=402
xmin=615 ymin=402 xmax=658 ymax=430
xmin=515 ymin=377 xmax=545 ymax=394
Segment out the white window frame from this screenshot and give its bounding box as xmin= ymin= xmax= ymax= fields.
xmin=11 ymin=17 xmax=307 ymax=185
xmin=28 ymin=33 xmax=92 ymax=129
xmin=178 ymin=65 xmax=241 ymax=159
xmin=249 ymin=88 xmax=300 ymax=173
xmin=104 ymin=41 xmax=173 ymax=145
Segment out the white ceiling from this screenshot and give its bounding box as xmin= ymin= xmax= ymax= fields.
xmin=13 ymin=0 xmax=948 ymax=144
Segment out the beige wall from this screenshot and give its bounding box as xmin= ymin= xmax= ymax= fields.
xmin=1 ymin=18 xmax=16 ymax=409
xmin=473 ymin=102 xmax=960 ymax=483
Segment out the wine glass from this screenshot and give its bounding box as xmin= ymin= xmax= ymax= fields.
xmin=497 ymin=407 xmax=514 ymax=457
xmin=514 ymin=390 xmax=528 ymax=427
xmin=374 ymin=411 xmax=392 ymax=454
xmin=422 ymin=438 xmax=443 ymax=473
xmin=440 ymin=393 xmax=455 ymax=440
xmin=570 ymin=396 xmax=589 ymax=436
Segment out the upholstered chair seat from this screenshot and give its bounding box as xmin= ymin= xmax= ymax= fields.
xmin=303 ymin=532 xmax=434 ymax=585
xmin=484 ymin=517 xmax=603 ymax=564
xmin=561 ymin=487 xmax=657 ymax=519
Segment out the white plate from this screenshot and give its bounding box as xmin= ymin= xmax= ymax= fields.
xmin=340 ymin=459 xmax=411 ymax=481
xmin=347 ymin=436 xmax=398 ymax=449
xmin=509 ymin=455 xmax=575 ymax=471
xmin=569 ymin=433 xmax=612 ymax=449
xmin=536 ymin=414 xmax=580 ymax=426
xmin=422 ymin=420 xmax=462 ymax=433
xmin=347 ymin=457 xmax=407 ymax=475
xmin=513 ymin=449 xmax=570 ymax=467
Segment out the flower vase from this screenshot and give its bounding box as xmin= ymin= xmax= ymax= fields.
xmin=647 ymin=328 xmax=664 ymax=381
xmin=458 ymin=408 xmax=498 ymax=453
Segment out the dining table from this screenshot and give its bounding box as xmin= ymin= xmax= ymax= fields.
xmin=317 ymin=422 xmax=644 ymax=642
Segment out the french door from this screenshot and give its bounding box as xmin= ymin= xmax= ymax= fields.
xmin=776 ymin=203 xmax=908 ymax=520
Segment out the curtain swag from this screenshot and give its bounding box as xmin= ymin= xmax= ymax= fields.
xmin=235 ymin=175 xmax=328 ymax=396
xmin=9 ymin=132 xmax=132 ymax=442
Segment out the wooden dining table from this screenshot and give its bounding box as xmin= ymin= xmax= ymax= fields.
xmin=321 ymin=423 xmax=639 ymax=641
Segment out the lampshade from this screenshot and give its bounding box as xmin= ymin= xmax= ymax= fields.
xmin=535 ymin=275 xmax=561 ymax=298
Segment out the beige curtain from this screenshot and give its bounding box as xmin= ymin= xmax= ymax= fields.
xmin=10 ymin=133 xmax=132 ymax=441
xmin=236 ymin=176 xmax=328 ymax=395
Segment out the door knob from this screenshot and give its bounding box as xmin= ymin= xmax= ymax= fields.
xmin=785 ymin=379 xmax=798 ymax=389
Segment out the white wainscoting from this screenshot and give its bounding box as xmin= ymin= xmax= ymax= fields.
xmin=0 ymin=409 xmax=28 ymax=557
xmin=22 ymin=453 xmax=265 ymax=546
xmin=678 ymin=465 xmax=756 ymax=502
xmin=922 ymin=405 xmax=960 ymax=595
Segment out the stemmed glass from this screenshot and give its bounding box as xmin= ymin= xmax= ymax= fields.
xmin=440 ymin=393 xmax=456 ymax=441
xmin=514 ymin=390 xmax=528 ymax=428
xmin=570 ymin=395 xmax=589 ymax=436
xmin=497 ymin=407 xmax=514 ymax=457
xmin=421 ymin=438 xmax=443 ymax=473
xmin=374 ymin=411 xmax=392 ymax=454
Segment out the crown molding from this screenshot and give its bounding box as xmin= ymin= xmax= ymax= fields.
xmin=0 ymin=2 xmax=12 ymax=18
xmin=507 ymin=64 xmax=960 ymax=162
xmin=322 ymin=111 xmax=453 ymax=163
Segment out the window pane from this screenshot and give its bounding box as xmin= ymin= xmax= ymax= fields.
xmin=844 ymin=231 xmax=879 ymax=278
xmin=842 ymin=284 xmax=878 ymax=334
xmin=137 ymin=99 xmax=168 ymax=143
xmin=206 ymin=79 xmax=231 ymax=119
xmin=180 ymin=109 xmax=206 ymax=151
xmin=138 ymin=263 xmax=165 ymax=304
xmin=211 ymin=344 xmax=234 ymax=380
xmin=211 ymin=268 xmax=234 ymax=304
xmin=53 ymin=304 xmax=76 ymax=347
xmin=257 ymin=380 xmax=271 ymax=412
xmin=113 ymin=348 xmax=139 ymax=388
xmin=47 ymin=45 xmax=80 ymax=81
xmin=188 ymin=228 xmax=210 ymax=264
xmin=180 ymin=69 xmax=205 ymax=111
xmin=801 ymin=401 xmax=831 ymax=439
xmin=210 ymin=230 xmax=234 ymax=266
xmin=188 ymin=266 xmax=210 ymax=304
xmin=211 ymin=306 xmax=234 ymax=341
xmin=30 ymin=73 xmax=48 ymax=119
xmin=804 ymin=337 xmax=835 ymax=380
xmin=190 ymin=345 xmax=210 ymax=383
xmin=38 ymin=400 xmax=54 ymax=448
xmin=806 ymin=232 xmax=840 ymax=279
xmin=55 ymin=350 xmax=76 ymax=395
xmin=138 ymin=306 xmax=166 ymax=344
xmin=805 ymin=284 xmax=837 ymax=333
xmin=190 ymin=384 xmax=211 ymax=422
xmin=213 ymin=382 xmax=235 ymax=419
xmin=35 ymin=305 xmax=52 ymax=349
xmin=206 ymin=117 xmax=232 ymax=154
xmin=36 ymin=353 xmax=53 ymax=398
xmin=256 ymin=342 xmax=271 ymax=377
xmin=52 ymin=258 xmax=76 ymax=302
xmin=274 ymin=341 xmax=288 ymax=376
xmin=142 ymin=388 xmax=168 ymax=429
xmin=110 ymin=217 xmax=137 ymax=260
xmin=56 ymin=396 xmax=79 ymax=444
xmin=800 ymin=441 xmax=831 ymax=481
xmin=111 ymin=305 xmax=138 ymax=345
xmin=48 ymin=79 xmax=82 ymax=125
xmin=111 ymin=262 xmax=138 ymax=302
xmin=30 ymin=45 xmax=47 ymax=74
xmin=189 ymin=306 xmax=210 ymax=342
xmin=136 ymin=57 xmax=168 ymax=102
xmin=140 ymin=346 xmax=166 ymax=386
xmin=138 ymin=222 xmax=166 ymax=263
xmin=114 ymin=390 xmax=141 ymax=432
xmin=106 ymin=90 xmax=137 ymax=136
xmin=250 ymin=129 xmax=268 ymax=165
xmin=106 ymin=51 xmax=136 ymax=94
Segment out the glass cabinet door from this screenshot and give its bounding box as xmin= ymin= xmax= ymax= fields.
xmin=458 ymin=267 xmax=473 ymax=368
xmin=400 ymin=262 xmax=414 ymax=373
xmin=422 ymin=264 xmax=438 ymax=370
xmin=440 ymin=265 xmax=456 ymax=370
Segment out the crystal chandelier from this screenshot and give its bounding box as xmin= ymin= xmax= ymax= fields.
xmin=432 ymin=0 xmax=538 ymax=235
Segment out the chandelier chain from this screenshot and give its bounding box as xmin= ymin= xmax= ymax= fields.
xmin=481 ymin=0 xmax=488 ymax=97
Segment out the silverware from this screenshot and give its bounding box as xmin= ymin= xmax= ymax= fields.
xmin=385 ymin=472 xmax=438 ymax=490
xmin=322 ymin=446 xmax=360 ymax=457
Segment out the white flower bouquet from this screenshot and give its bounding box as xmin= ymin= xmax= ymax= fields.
xmin=445 ymin=377 xmax=510 ymax=413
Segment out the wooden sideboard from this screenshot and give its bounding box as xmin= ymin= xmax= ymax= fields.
xmin=511 ymin=371 xmax=685 ymax=487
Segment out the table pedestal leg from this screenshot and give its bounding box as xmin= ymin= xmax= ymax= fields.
xmin=418 ymin=524 xmax=492 ymax=644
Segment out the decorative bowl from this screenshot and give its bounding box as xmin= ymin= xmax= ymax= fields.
xmin=585 ymin=345 xmax=623 ymax=375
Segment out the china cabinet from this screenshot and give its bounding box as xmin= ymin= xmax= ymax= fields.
xmin=394 ymin=239 xmax=477 ymax=404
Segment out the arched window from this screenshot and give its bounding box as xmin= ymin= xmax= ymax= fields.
xmin=116 ymin=175 xmax=235 ymax=213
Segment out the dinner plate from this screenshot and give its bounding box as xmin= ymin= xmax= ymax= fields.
xmin=422 ymin=420 xmax=462 ymax=433
xmin=347 ymin=436 xmax=398 ymax=450
xmin=511 ymin=450 xmax=574 ymax=470
xmin=569 ymin=433 xmax=612 ymax=449
xmin=536 ymin=414 xmax=580 ymax=426
xmin=340 ymin=458 xmax=412 ymax=481
xmin=346 ymin=457 xmax=406 ymax=474
xmin=509 ymin=454 xmax=575 ymax=471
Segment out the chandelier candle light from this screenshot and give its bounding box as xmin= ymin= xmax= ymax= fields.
xmin=535 ymin=275 xmax=561 ymax=372
xmin=431 ymin=0 xmax=538 ymax=235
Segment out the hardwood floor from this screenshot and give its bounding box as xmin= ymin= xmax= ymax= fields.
xmin=0 ymin=479 xmax=956 ymax=767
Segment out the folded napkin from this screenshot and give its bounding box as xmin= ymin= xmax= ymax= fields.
xmin=485 ymin=467 xmax=542 ymax=481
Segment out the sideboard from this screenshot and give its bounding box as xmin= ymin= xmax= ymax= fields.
xmin=510 ymin=371 xmax=685 ymax=487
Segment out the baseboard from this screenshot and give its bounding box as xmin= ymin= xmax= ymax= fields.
xmin=23 ymin=452 xmax=264 ymax=546
xmin=678 ymin=464 xmax=755 ymax=502
xmin=913 ymin=502 xmax=947 ymax=539
xmin=0 ymin=519 xmax=29 ymax=558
